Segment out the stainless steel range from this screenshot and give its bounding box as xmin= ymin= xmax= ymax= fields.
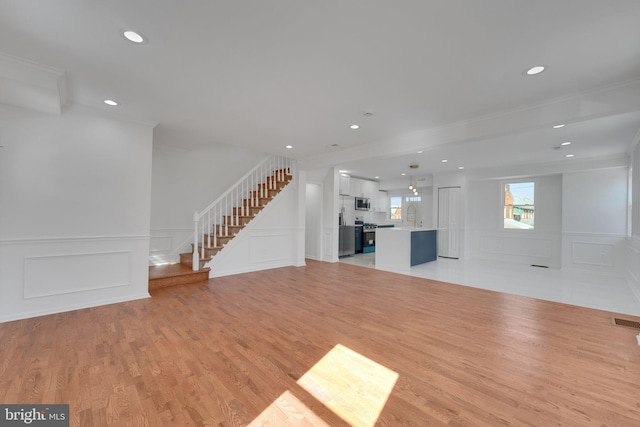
xmin=363 ymin=223 xmax=377 ymax=253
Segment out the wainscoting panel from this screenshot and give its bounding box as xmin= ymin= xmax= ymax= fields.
xmin=627 ymin=237 xmax=640 ymax=302
xmin=0 ymin=236 xmax=150 ymax=323
xmin=150 ymin=236 xmax=172 ymax=253
xmin=149 ymin=228 xmax=192 ymax=265
xmin=571 ymin=242 xmax=614 ymax=267
xmin=324 ymin=229 xmax=336 ymax=262
xmin=561 ymin=232 xmax=626 ymax=275
xmin=479 ymin=236 xmax=553 ymax=258
xmin=24 ymin=251 xmax=131 ymax=299
xmin=250 ymin=233 xmax=289 ymax=264
xmin=468 ymin=229 xmax=561 ymax=267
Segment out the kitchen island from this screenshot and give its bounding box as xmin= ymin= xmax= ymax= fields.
xmin=375 ymin=227 xmax=437 ymax=273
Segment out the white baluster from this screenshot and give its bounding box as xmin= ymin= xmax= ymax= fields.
xmin=201 ymin=220 xmax=205 ymax=259
xmin=213 ymin=205 xmax=217 ymax=248
xmin=207 ymin=210 xmax=211 ymax=249
xmin=192 ymin=211 xmax=199 ymax=271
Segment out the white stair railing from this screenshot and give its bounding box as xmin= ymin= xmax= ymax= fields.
xmin=192 ymin=155 xmax=293 ymax=270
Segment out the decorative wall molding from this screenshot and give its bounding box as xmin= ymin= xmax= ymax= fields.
xmin=0 ymin=235 xmax=150 ymax=245
xmin=249 ymin=233 xmax=289 ymax=264
xmin=478 ymin=235 xmax=554 ymax=258
xmin=562 ymin=231 xmax=628 ymax=238
xmin=24 ymin=250 xmax=132 ymax=299
xmin=562 ymin=232 xmax=627 ymax=275
xmin=570 ymin=242 xmax=614 ymax=267
xmin=149 ymin=236 xmax=172 ymax=253
xmin=0 ymin=235 xmax=150 ymax=324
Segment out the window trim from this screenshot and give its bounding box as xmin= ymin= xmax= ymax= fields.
xmin=389 ymin=195 xmax=402 ymax=221
xmin=501 ymin=179 xmax=535 ymax=231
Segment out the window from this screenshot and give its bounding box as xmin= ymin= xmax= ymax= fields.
xmin=405 ymin=196 xmax=422 ymax=202
xmin=390 ymin=196 xmax=402 ymax=220
xmin=504 ymin=182 xmax=534 ymax=229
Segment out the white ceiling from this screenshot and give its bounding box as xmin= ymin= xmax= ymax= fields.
xmin=1 ymin=0 xmax=640 ymax=185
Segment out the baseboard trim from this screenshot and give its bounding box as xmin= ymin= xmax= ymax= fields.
xmin=0 ymin=292 xmax=150 ymax=324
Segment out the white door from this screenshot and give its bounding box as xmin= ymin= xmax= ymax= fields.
xmin=438 ymin=187 xmax=460 ymax=258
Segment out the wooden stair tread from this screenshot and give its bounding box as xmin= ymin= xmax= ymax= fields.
xmin=149 ymin=264 xmax=210 ymax=291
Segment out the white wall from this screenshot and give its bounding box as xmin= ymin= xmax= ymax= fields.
xmin=0 ymin=105 xmax=154 ymax=322
xmin=467 ymin=174 xmax=562 ymax=267
xmin=562 ymin=168 xmax=628 ymax=275
xmin=150 ymin=142 xmax=266 ymax=264
xmin=628 ymin=144 xmax=640 ymax=301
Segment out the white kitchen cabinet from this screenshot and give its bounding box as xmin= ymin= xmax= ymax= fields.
xmin=339 ymin=174 xmax=350 ymax=195
xmin=347 ymin=177 xmax=379 ymax=200
xmin=350 ymin=178 xmax=362 ymax=197
xmin=377 ymin=190 xmax=389 ymax=212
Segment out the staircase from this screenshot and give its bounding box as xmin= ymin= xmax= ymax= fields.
xmin=149 ymin=155 xmax=293 ymax=291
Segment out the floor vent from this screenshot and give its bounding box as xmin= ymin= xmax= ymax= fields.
xmin=531 ymin=264 xmax=548 ymax=268
xmin=611 ymin=317 xmax=640 ymax=329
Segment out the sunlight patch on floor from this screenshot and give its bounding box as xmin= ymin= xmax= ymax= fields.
xmin=247 ymin=390 xmax=330 ymax=427
xmin=297 ymin=344 xmax=399 ymax=427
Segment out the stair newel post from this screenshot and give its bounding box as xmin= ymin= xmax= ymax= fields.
xmin=192 ymin=211 xmax=200 ymax=271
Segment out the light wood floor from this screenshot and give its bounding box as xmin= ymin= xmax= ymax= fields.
xmin=2 ymin=260 xmax=640 ymax=426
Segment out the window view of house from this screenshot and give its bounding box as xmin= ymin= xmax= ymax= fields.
xmin=504 ymin=182 xmax=534 ymax=229
xmin=390 ymin=196 xmax=402 ymax=220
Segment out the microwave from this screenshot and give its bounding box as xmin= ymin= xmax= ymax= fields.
xmin=355 ymin=197 xmax=370 ymax=211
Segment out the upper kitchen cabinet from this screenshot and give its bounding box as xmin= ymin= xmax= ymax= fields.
xmin=344 ymin=177 xmax=379 ymax=200
xmin=376 ymin=190 xmax=389 ymax=213
xmin=339 ymin=173 xmax=350 ymax=195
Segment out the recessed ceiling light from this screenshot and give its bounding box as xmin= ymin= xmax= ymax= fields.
xmin=123 ymin=30 xmax=145 ymax=43
xmin=401 ymin=173 xmax=406 ymax=176
xmin=417 ymin=150 xmax=423 ymax=154
xmin=441 ymin=159 xmax=448 ymax=163
xmin=339 ymin=170 xmax=348 ymax=173
xmin=565 ymin=154 xmax=575 ymax=158
xmin=524 ymin=65 xmax=546 ymax=75
xmin=458 ymin=166 xmax=465 ymax=170
xmin=375 ymin=176 xmax=379 ymax=179
xmin=561 ymin=141 xmax=571 ymax=146
xmin=285 ymin=145 xmax=293 ymax=149
xmin=104 ymin=99 xmax=118 ymax=106
xmin=553 ymin=124 xmax=565 ymax=129
xmin=350 ymin=124 xmax=360 ymax=130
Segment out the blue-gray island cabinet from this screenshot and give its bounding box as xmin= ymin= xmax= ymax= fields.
xmin=375 ymin=228 xmax=437 ymax=273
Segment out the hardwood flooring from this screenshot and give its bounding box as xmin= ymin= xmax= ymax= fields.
xmin=1 ymin=260 xmax=640 ymax=426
